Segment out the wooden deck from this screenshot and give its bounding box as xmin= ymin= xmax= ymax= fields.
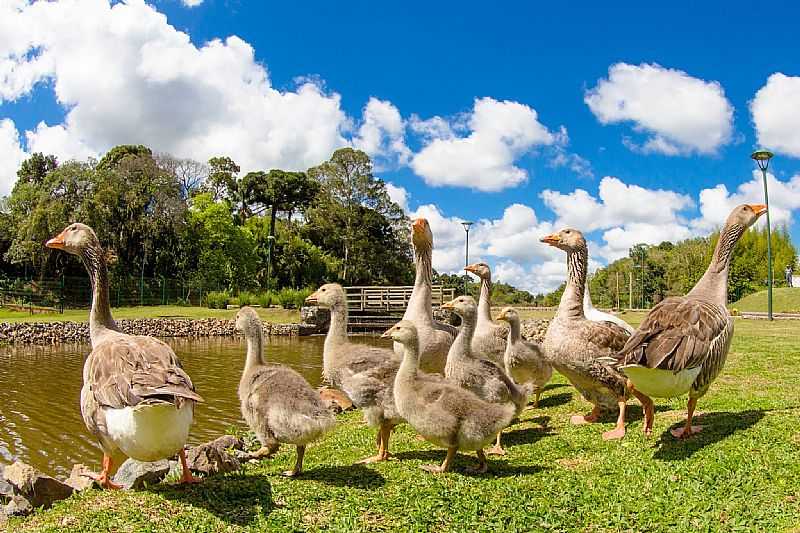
xmin=345 ymin=285 xmax=455 ymax=314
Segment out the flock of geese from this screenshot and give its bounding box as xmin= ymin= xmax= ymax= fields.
xmin=43 ymin=202 xmax=765 ymax=484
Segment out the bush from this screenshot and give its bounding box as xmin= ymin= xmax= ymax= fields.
xmin=206 ymin=291 xmax=230 ymax=309
xmin=257 ymin=292 xmax=273 ymax=308
xmin=277 ymin=288 xmax=297 ymax=309
xmin=295 ymin=287 xmax=313 ymax=309
xmin=237 ymin=291 xmax=256 ymax=307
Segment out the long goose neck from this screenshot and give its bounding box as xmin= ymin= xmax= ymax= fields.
xmin=689 ymin=222 xmax=746 ymax=304
xmin=396 ymin=338 xmax=420 ymax=387
xmin=477 ymin=278 xmax=493 ymax=323
xmin=244 ymin=326 xmax=265 ymax=374
xmin=449 ymin=310 xmax=476 ymax=361
xmin=80 ymin=244 xmax=118 ymax=345
xmin=556 ymin=247 xmax=587 ymax=320
xmin=324 ymin=301 xmax=349 ymax=372
xmin=507 ymin=317 xmax=521 ymax=344
xmin=406 ymin=243 xmax=433 ymax=323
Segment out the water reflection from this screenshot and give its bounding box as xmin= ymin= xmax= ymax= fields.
xmin=0 ymin=334 xmax=389 ymax=477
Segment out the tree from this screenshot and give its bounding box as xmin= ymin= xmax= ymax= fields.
xmin=307 ymin=148 xmax=408 ymax=283
xmin=205 ymin=156 xmax=240 ymax=203
xmin=155 ymin=153 xmax=208 ymax=199
xmin=16 ymin=152 xmax=58 ymax=185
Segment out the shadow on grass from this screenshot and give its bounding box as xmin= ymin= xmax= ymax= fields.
xmin=536 ymin=392 xmax=572 ymax=409
xmin=653 ymin=409 xmax=765 ymax=460
xmin=391 ymin=449 xmax=546 ymax=477
xmin=153 ymin=473 xmax=272 ymax=527
xmin=503 ymin=423 xmax=555 ymax=447
xmin=299 ymin=463 xmax=385 ymax=489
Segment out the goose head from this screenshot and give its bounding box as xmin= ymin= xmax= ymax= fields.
xmin=234 ymin=306 xmax=262 ymax=337
xmin=305 ymin=283 xmax=347 ymax=309
xmin=381 ymin=320 xmax=418 ymax=345
xmin=726 ymin=203 xmax=767 ymax=229
xmin=45 ymin=223 xmax=100 ymax=256
xmin=495 ymin=306 xmax=519 ymax=324
xmin=441 ymin=295 xmax=477 ymax=318
xmin=539 ymin=228 xmax=586 ymax=253
xmin=464 ymin=262 xmax=491 ymax=281
xmin=411 ymin=218 xmax=433 ymax=249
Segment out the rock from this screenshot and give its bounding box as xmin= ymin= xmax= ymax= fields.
xmin=112 ymin=459 xmax=170 ymax=490
xmin=318 ymin=387 xmax=353 ymax=413
xmin=3 ymin=461 xmax=73 ymax=509
xmin=64 ymin=464 xmax=97 ymax=492
xmin=4 ymin=494 xmax=32 ymax=517
xmin=184 ymin=436 xmax=242 ymax=476
xmin=300 ymin=305 xmax=330 ymax=329
xmin=521 ymin=318 xmax=550 ymax=344
xmin=0 ymin=465 xmax=13 ymax=499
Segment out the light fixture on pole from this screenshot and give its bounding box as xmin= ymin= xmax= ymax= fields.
xmin=751 ymin=149 xmax=774 ymax=321
xmin=461 ymin=221 xmax=473 ymax=295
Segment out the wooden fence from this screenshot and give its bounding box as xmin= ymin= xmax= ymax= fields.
xmin=345 ymin=285 xmax=455 ymax=314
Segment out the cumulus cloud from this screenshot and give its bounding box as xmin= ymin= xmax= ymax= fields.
xmin=353 ymin=98 xmax=410 ymax=167
xmin=751 ymin=73 xmax=800 ymax=157
xmin=585 ymin=63 xmax=734 ymax=155
xmin=410 ymin=97 xmax=559 ymax=192
xmin=385 ymin=182 xmax=409 ymax=213
xmin=0 ymin=119 xmax=27 ymax=196
xmin=0 ymin=0 xmax=349 ymax=179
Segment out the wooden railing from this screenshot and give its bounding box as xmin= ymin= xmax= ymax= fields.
xmin=345 ymin=285 xmax=455 ymax=313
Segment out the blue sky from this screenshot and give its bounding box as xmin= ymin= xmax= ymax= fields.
xmin=1 ymin=0 xmax=799 ymax=292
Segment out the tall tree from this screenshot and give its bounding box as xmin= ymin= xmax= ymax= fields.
xmin=205 ymin=156 xmax=240 ymax=203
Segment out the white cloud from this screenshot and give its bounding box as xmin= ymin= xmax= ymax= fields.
xmin=410 ymin=97 xmax=559 ymax=191
xmin=353 ymin=97 xmax=410 ymax=166
xmin=182 ymin=0 xmax=204 ymax=7
xmin=0 ymin=0 xmax=349 ymax=178
xmin=385 ymin=182 xmax=409 ymax=213
xmin=25 ymin=122 xmax=95 ymax=162
xmin=585 ymin=63 xmax=734 ymax=155
xmin=751 ymin=73 xmax=800 ymax=158
xmin=0 ymin=119 xmax=27 ymax=196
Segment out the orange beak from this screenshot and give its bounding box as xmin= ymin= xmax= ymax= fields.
xmin=380 ymin=327 xmax=394 ymax=339
xmin=45 ymin=230 xmax=67 ymax=250
xmin=441 ymin=299 xmax=455 ymax=310
xmin=748 ymin=203 xmax=768 ymax=216
xmin=305 ymin=290 xmax=320 ymax=304
xmin=540 ymin=233 xmax=561 ymax=246
xmin=464 ymin=263 xmax=479 ymax=274
xmin=412 ymin=218 xmax=427 ymax=233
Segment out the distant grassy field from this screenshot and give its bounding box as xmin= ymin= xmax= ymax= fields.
xmin=7 ymin=317 xmax=800 ymax=532
xmin=0 ymin=305 xmax=301 ymax=324
xmin=731 ymin=287 xmax=800 ymax=313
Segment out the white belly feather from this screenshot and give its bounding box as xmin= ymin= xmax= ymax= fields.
xmin=621 ymin=365 xmax=702 ymax=398
xmin=104 ymin=402 xmax=194 ymax=462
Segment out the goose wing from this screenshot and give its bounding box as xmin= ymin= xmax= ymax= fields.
xmin=616 ymin=297 xmax=729 ymax=372
xmin=88 ymin=335 xmax=203 ymax=409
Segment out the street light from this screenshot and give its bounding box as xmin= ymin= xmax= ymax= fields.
xmin=461 ymin=221 xmax=473 ymax=295
xmin=266 ymin=235 xmax=276 ymax=296
xmin=751 ymin=149 xmax=774 ymax=320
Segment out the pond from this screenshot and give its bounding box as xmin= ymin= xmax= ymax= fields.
xmin=0 ymin=334 xmax=390 ymax=477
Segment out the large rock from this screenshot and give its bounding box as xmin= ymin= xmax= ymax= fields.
xmin=112 ymin=459 xmax=170 ymax=490
xmin=300 ymin=306 xmax=330 ymax=329
xmin=184 ymin=436 xmax=243 ymax=476
xmin=3 ymin=461 xmax=73 ymax=510
xmin=0 ymin=465 xmax=12 ymax=499
xmin=64 ymin=464 xmax=98 ymax=492
xmin=3 ymin=494 xmax=32 ymax=517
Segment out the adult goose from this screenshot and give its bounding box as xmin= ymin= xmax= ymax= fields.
xmin=306 ymin=283 xmax=405 ymax=463
xmin=385 ymin=321 xmax=516 ymax=474
xmin=614 ymin=204 xmax=767 ymax=439
xmin=583 ymin=280 xmax=635 ymax=334
xmin=540 ymin=228 xmax=652 ymax=440
xmin=442 ymin=296 xmax=527 ymax=454
xmin=496 ymin=307 xmax=552 ymax=407
xmin=235 ymin=307 xmax=335 ymax=476
xmin=465 ymin=262 xmax=508 ymax=365
xmin=393 ymin=218 xmax=457 ymax=373
xmin=46 ymin=223 xmax=202 ymax=488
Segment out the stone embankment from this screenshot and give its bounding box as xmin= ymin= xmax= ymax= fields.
xmin=0 ymin=318 xmax=318 ymax=346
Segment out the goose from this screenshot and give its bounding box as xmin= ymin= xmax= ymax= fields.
xmin=306 ymin=283 xmax=405 ymax=463
xmin=384 ymin=321 xmax=516 ymax=474
xmin=235 ymin=306 xmax=335 ymax=476
xmin=495 ymin=307 xmax=552 ymax=407
xmin=45 ymin=223 xmax=202 ymax=488
xmin=442 ymin=296 xmax=527 ymax=455
xmin=540 ymin=228 xmax=652 ymax=440
xmin=465 ymin=262 xmax=508 ymax=365
xmin=613 ymin=204 xmax=767 ymax=439
xmin=583 ymin=280 xmax=635 ymax=334
xmin=393 ymin=218 xmax=457 ymax=373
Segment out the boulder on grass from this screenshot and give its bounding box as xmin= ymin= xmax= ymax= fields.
xmin=64 ymin=464 xmax=98 ymax=492
xmin=4 ymin=494 xmax=32 ymax=517
xmin=184 ymin=436 xmax=243 ymax=476
xmin=112 ymin=459 xmax=170 ymax=490
xmin=3 ymin=461 xmax=73 ymax=509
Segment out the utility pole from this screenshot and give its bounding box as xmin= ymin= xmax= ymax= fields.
xmin=629 ymin=271 xmax=633 ymax=310
xmin=615 ymin=271 xmax=620 ymax=310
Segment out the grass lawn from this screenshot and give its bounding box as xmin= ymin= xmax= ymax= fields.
xmin=731 ymin=287 xmax=800 ymax=313
xmin=0 ymin=305 xmax=300 ymax=324
xmin=7 ymin=317 xmax=800 ymax=532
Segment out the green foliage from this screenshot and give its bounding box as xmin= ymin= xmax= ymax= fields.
xmin=235 ymin=291 xmax=257 ymax=306
xmin=205 ymin=291 xmax=230 ymax=309
xmin=275 ymin=287 xmax=312 ymax=309
xmin=256 ymin=291 xmax=273 ymax=308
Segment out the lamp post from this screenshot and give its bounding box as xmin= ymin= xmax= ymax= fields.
xmin=751 ymin=149 xmax=774 ymax=320
xmin=461 ymin=221 xmax=473 ymax=296
xmin=266 ymin=235 xmax=276 ymax=295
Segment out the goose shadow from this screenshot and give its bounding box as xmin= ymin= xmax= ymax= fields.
xmin=502 ymin=422 xmax=556 ymax=447
xmin=390 ymin=449 xmax=546 ymax=477
xmin=153 ymin=473 xmax=272 ymax=526
xmin=535 ymin=392 xmax=572 ymax=409
xmin=299 ymin=463 xmax=385 ymax=489
xmin=652 ymin=409 xmax=765 ymax=461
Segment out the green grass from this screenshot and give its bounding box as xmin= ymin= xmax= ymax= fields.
xmin=731 ymin=287 xmax=800 ymax=313
xmin=0 ymin=305 xmax=300 ymax=324
xmin=7 ymin=317 xmax=800 ymax=532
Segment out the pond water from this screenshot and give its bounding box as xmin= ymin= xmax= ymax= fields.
xmin=0 ymin=334 xmax=390 ymax=477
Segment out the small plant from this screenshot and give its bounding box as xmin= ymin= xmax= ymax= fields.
xmin=206 ymin=291 xmax=230 ymax=309
xmin=277 ymin=287 xmax=297 ymax=309
xmin=257 ymin=292 xmax=273 ymax=308
xmin=236 ymin=291 xmax=256 ymax=307
xmin=295 ymin=287 xmax=313 ymax=309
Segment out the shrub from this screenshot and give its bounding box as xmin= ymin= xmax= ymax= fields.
xmin=257 ymin=292 xmax=273 ymax=308
xmin=237 ymin=291 xmax=256 ymax=307
xmin=295 ymin=288 xmax=313 ymax=309
xmin=206 ymin=291 xmax=230 ymax=309
xmin=277 ymin=288 xmax=297 ymax=309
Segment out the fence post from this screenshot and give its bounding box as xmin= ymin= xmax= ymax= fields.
xmin=161 ymin=277 xmax=166 ymax=305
